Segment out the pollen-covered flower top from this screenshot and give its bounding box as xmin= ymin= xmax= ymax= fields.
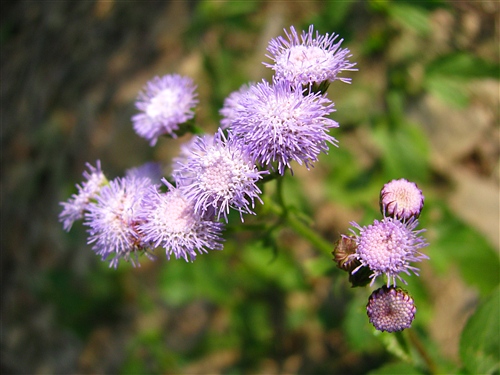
xmin=137 ymin=180 xmax=224 ymax=262
xmin=132 ymin=74 xmax=198 ymax=146
xmin=348 ymin=217 xmax=429 ymax=287
xmin=231 ymin=79 xmax=338 ymax=175
xmin=380 ymin=178 xmax=424 ymax=221
xmin=84 ymin=176 xmax=154 ymax=268
xmin=59 ymin=161 xmax=107 ymax=231
xmin=264 ymin=25 xmax=356 ymax=87
xmin=173 ymin=129 xmax=266 ymax=222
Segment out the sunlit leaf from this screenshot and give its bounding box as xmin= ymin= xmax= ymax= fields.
xmin=460 ymin=286 xmax=500 ymax=375
xmin=426 ymin=53 xmax=499 ymax=79
xmin=424 ymin=75 xmax=470 ymax=108
xmin=369 ymin=361 xmax=425 ymax=375
xmin=387 ymin=4 xmax=431 ymax=35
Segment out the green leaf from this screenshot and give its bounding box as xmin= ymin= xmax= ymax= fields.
xmin=460 ymin=286 xmax=500 ymax=375
xmin=387 ymin=4 xmax=431 ymax=35
xmin=303 ymin=256 xmax=335 ymax=278
xmin=241 ymin=240 xmax=305 ymax=291
xmin=377 ymin=331 xmax=413 ymax=364
xmin=159 ymin=253 xmax=232 ymax=306
xmin=325 ymin=1 xmax=355 ymax=27
xmin=372 ymin=122 xmax=430 ymax=182
xmin=425 ymin=202 xmax=499 ymax=296
xmin=424 ymin=75 xmax=470 ymax=108
xmin=426 ymin=53 xmax=499 ymax=79
xmin=344 ymin=293 xmax=381 ymax=352
xmin=197 ymin=0 xmax=258 ymax=19
xmin=369 ymin=361 xmax=426 ymax=375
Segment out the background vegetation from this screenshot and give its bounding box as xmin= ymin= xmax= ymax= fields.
xmin=2 ymin=1 xmax=498 ymax=374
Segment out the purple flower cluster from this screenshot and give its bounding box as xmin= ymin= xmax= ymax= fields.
xmin=217 ymin=24 xmax=356 ymax=175
xmin=333 ymin=178 xmax=429 ymax=332
xmin=59 ymin=24 xmax=433 ymax=334
xmin=60 ymin=26 xmax=361 ymax=273
xmin=60 ymin=162 xmax=224 ymax=268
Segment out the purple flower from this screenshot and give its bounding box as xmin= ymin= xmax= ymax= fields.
xmin=230 ymin=79 xmax=338 ymax=175
xmin=132 ymin=74 xmax=198 ymax=146
xmin=264 ymin=25 xmax=356 ymax=87
xmin=173 ymin=133 xmax=214 ymax=168
xmin=84 ymin=176 xmax=154 ymax=268
xmin=367 ymin=286 xmax=416 ymax=332
xmin=137 ymin=180 xmax=224 ymax=262
xmin=173 ymin=129 xmax=267 ymax=222
xmin=125 ymin=161 xmax=163 ymax=183
xmin=380 ymin=179 xmax=424 ymax=221
xmin=348 ymin=217 xmax=429 ymax=287
xmin=219 ymin=83 xmax=255 ymax=130
xmin=59 ymin=161 xmax=107 ymax=231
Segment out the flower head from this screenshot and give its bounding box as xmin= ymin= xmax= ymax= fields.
xmin=137 ymin=180 xmax=224 ymax=262
xmin=264 ymin=25 xmax=356 ymax=87
xmin=132 ymin=74 xmax=198 ymax=145
xmin=125 ymin=161 xmax=163 ymax=183
xmin=348 ymin=217 xmax=429 ymax=287
xmin=367 ymin=286 xmax=416 ymax=332
xmin=173 ymin=129 xmax=266 ymax=222
xmin=380 ymin=179 xmax=424 ymax=220
xmin=173 ymin=133 xmax=214 ymax=168
xmin=59 ymin=161 xmax=107 ymax=231
xmin=231 ymin=79 xmax=338 ymax=175
xmin=84 ymin=176 xmax=154 ymax=268
xmin=219 ymin=83 xmax=255 ymax=130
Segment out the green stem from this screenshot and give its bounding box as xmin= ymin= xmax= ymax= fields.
xmin=268 ymin=177 xmax=333 ymax=257
xmin=406 ymin=329 xmax=438 ymax=374
xmin=285 ymin=211 xmax=334 ymax=257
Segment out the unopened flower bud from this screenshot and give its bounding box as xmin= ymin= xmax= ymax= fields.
xmin=380 ymin=179 xmax=424 ymax=221
xmin=366 ymin=286 xmax=416 ymax=332
xmin=333 ymin=236 xmax=372 ymax=287
xmin=332 ymin=236 xmax=357 ymax=272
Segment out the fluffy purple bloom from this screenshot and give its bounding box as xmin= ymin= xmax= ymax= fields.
xmin=125 ymin=161 xmax=163 ymax=183
xmin=59 ymin=161 xmax=107 ymax=231
xmin=264 ymin=25 xmax=356 ymax=87
xmin=132 ymin=74 xmax=198 ymax=146
xmin=84 ymin=176 xmax=154 ymax=268
xmin=173 ymin=133 xmax=214 ymax=168
xmin=348 ymin=217 xmax=429 ymax=287
xmin=173 ymin=129 xmax=267 ymax=222
xmin=380 ymin=179 xmax=425 ymax=220
xmin=219 ymin=83 xmax=255 ymax=130
xmin=367 ymin=286 xmax=416 ymax=332
xmin=230 ymin=79 xmax=338 ymax=175
xmin=137 ymin=181 xmax=224 ymax=262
